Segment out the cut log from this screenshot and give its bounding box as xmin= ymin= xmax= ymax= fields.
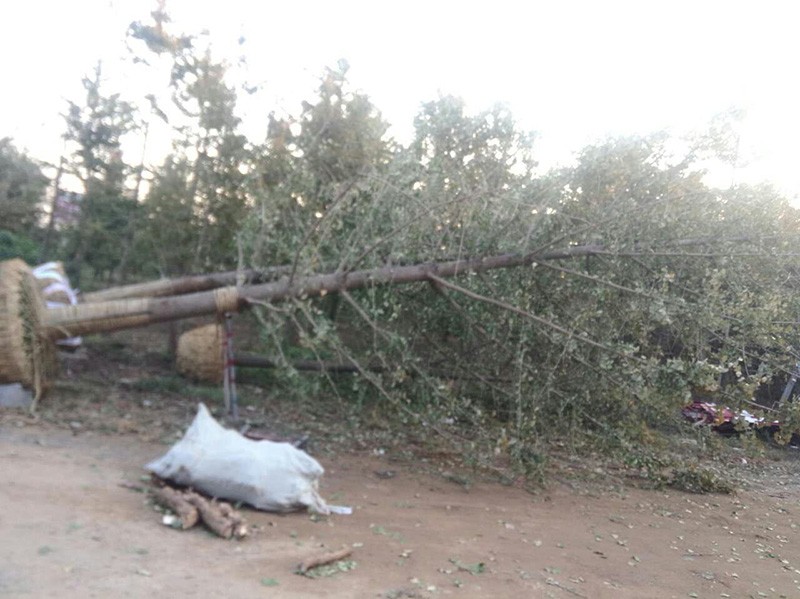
xmin=151 ymin=486 xmax=200 ymax=530
xmin=184 ymin=491 xmax=247 ymax=539
xmin=217 ymin=501 xmax=248 ymax=538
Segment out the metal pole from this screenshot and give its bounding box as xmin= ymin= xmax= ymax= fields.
xmin=779 ymin=362 xmax=800 ymax=403
xmin=224 ymin=314 xmax=239 ymax=419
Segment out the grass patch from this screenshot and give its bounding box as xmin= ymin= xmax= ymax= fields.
xmin=127 ymin=376 xmax=224 ymax=403
xmin=129 ymin=376 xmax=186 ymax=394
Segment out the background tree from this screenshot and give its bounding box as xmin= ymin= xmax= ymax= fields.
xmin=128 ymin=13 xmax=250 ymax=276
xmin=247 ymin=60 xmax=392 ymax=272
xmin=0 ymin=137 xmax=48 ymax=234
xmin=61 ymin=64 xmax=138 ymax=285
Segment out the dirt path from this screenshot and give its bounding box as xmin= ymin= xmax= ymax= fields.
xmin=2 ymin=422 xmax=800 ymax=598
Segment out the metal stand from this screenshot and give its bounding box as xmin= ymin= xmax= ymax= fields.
xmin=222 ymin=313 xmax=239 ymax=420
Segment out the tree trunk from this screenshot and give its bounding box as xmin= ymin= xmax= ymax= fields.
xmin=82 ymin=266 xmax=293 ymax=302
xmin=150 ymin=486 xmax=199 ymax=529
xmin=43 ymin=244 xmax=607 ymax=340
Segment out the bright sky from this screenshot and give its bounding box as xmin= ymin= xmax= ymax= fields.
xmin=2 ymin=0 xmax=799 ymax=198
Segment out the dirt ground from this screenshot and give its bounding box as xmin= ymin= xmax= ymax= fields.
xmin=3 ymin=328 xmax=800 ymax=598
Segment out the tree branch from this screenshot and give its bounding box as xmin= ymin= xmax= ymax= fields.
xmin=426 ymin=273 xmax=642 ymax=362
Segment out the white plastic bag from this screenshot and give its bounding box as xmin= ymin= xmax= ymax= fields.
xmin=32 ymin=262 xmax=82 ymax=348
xmin=146 ymin=403 xmax=330 ymax=513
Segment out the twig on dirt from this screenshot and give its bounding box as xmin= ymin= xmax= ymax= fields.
xmin=296 ymin=546 xmax=353 ymax=575
xmin=118 ymin=480 xmax=148 ymax=493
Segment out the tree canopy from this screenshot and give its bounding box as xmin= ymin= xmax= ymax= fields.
xmin=0 ymin=137 xmax=48 ymax=235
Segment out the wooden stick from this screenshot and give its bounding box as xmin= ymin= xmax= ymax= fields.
xmin=297 ymin=547 xmax=353 ymax=575
xmin=151 ymin=486 xmax=200 ymax=530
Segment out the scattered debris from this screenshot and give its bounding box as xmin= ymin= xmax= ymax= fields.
xmin=681 ymin=401 xmax=785 ymax=440
xmin=371 ymin=524 xmax=403 ymax=540
xmin=448 ymin=558 xmax=485 ymax=575
xmin=327 ymin=505 xmax=353 ymax=515
xmin=161 ymin=514 xmax=180 ymax=528
xmin=545 ymin=577 xmax=587 ymax=598
xmin=381 ymin=588 xmax=424 ymax=599
xmin=118 ymin=480 xmax=147 ymax=493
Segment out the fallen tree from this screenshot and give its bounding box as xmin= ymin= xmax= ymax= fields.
xmin=0 ymin=244 xmax=610 ymax=390
xmin=1 ymin=236 xmax=796 ymax=392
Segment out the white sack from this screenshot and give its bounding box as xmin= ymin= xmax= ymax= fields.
xmin=32 ymin=262 xmax=82 ymax=348
xmin=146 ymin=403 xmax=330 ymax=513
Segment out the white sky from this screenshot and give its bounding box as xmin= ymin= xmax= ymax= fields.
xmin=2 ymin=0 xmax=800 ymax=198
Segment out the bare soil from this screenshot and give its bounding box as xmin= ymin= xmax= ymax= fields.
xmin=3 ymin=325 xmax=800 ymax=598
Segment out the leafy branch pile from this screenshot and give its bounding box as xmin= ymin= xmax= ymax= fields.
xmin=3 ymin=10 xmax=800 ymax=480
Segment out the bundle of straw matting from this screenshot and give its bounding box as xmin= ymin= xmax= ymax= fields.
xmin=176 ymin=323 xmax=224 ymax=383
xmin=0 ymin=259 xmax=58 ymax=389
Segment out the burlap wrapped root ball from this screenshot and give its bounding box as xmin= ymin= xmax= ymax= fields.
xmin=0 ymin=259 xmax=58 ymax=388
xmin=176 ymin=323 xmax=225 ymax=383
